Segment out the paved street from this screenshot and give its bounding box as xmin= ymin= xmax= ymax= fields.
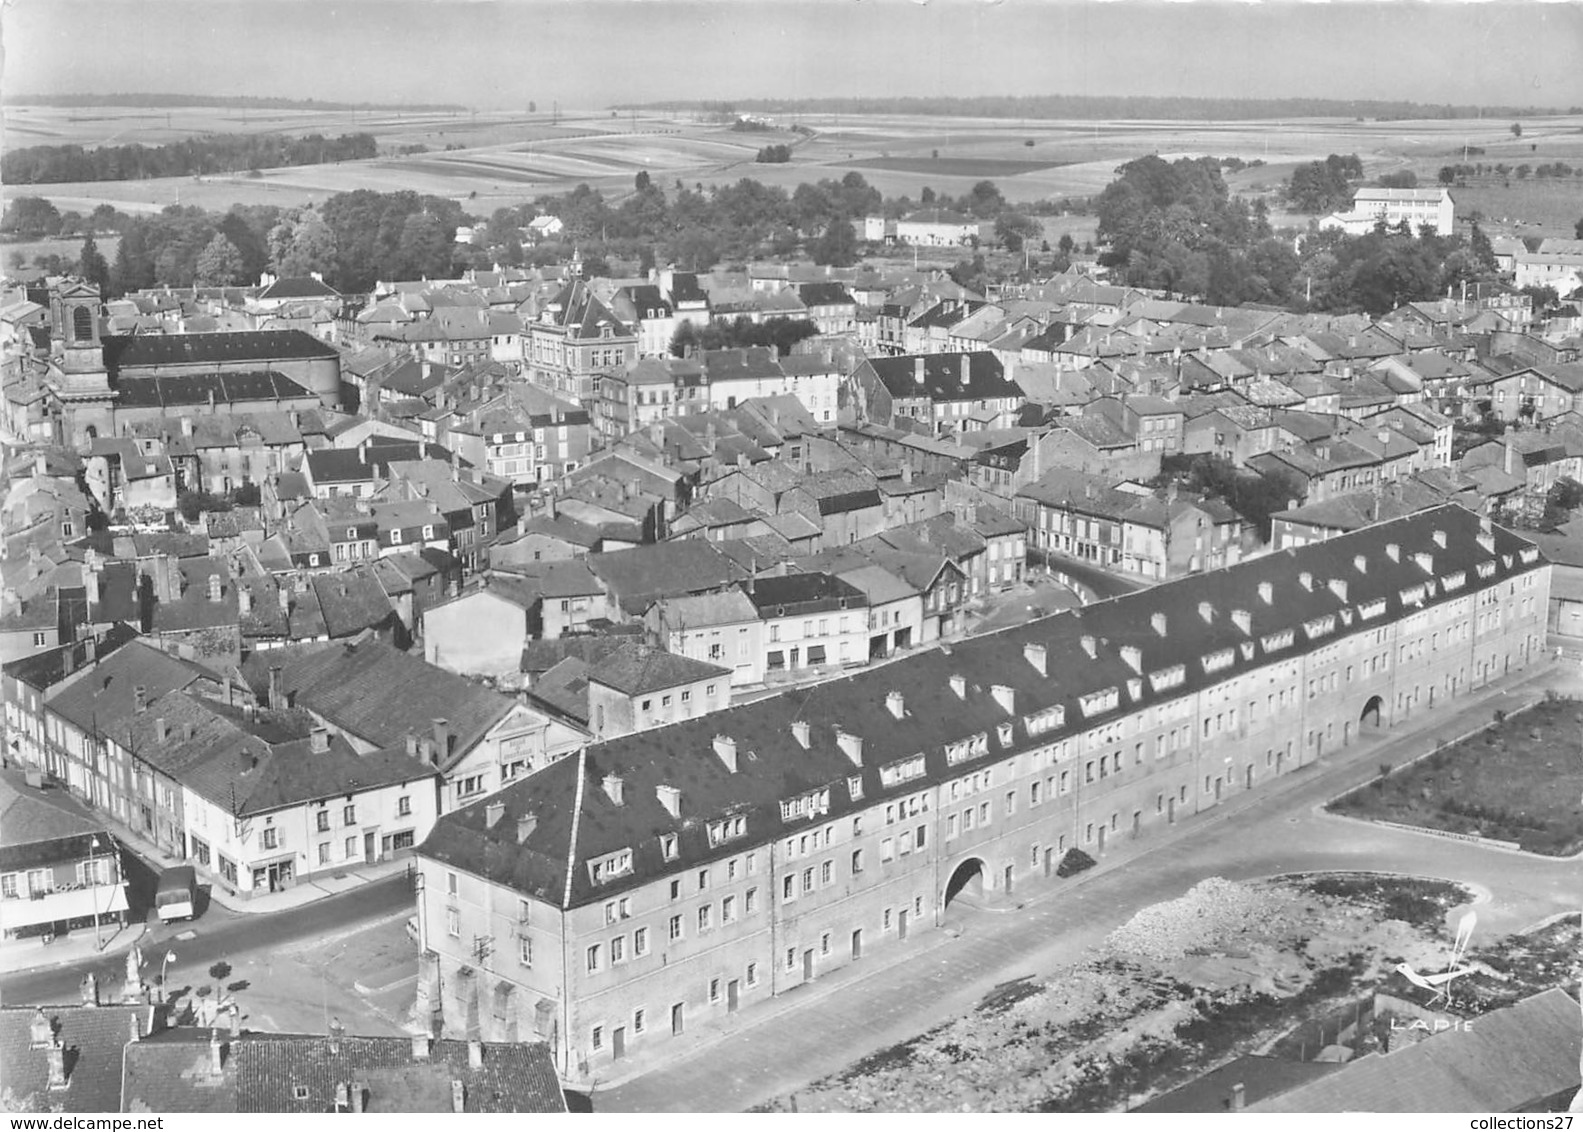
xmin=0 ymin=872 xmax=412 ymax=1013
xmin=599 ymin=663 xmax=1583 ymax=1112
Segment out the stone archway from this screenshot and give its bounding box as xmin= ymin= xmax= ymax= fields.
xmin=942 ymin=856 xmax=986 ymax=914
xmin=1360 ymin=694 xmax=1385 ymax=730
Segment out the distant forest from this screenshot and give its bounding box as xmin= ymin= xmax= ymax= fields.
xmin=7 ymin=93 xmax=466 ymax=111
xmin=3 ymin=133 xmax=379 ymax=184
xmin=622 ymin=95 xmax=1580 ymax=121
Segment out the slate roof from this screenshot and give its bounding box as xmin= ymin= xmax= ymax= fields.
xmin=239 ymin=639 xmax=513 ymax=767
xmin=586 ymin=541 xmax=747 ymax=617
xmin=102 ymin=330 xmax=336 ymax=375
xmin=310 ymin=570 xmax=396 ymax=639
xmin=586 ymin=642 xmax=731 ymax=697
xmin=1253 ymin=988 xmax=1580 ymax=1112
xmin=111 ymin=371 xmax=316 ymax=409
xmin=44 ymin=640 xmax=206 ymax=738
xmin=0 ymin=768 xmax=111 ymax=866
xmin=650 ymin=588 xmax=760 ymax=629
xmin=2 ymin=1005 xmax=165 ymax=1112
xmin=418 ymin=504 xmax=1542 ymax=911
xmin=128 ymin=694 xmax=433 ymax=815
xmin=257 ymin=276 xmax=341 ymax=301
xmin=520 ymin=636 xmax=631 ymax=678
xmin=123 ymin=1030 xmax=564 ymax=1113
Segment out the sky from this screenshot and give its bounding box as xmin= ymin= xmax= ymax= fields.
xmin=4 ymin=0 xmax=1582 ymax=112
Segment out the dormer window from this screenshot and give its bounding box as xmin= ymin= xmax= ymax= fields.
xmin=707 ymin=815 xmax=747 ymax=847
xmin=659 ymin=833 xmax=678 ymax=861
xmin=589 ymin=848 xmax=633 ymax=884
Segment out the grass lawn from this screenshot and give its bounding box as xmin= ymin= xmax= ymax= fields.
xmin=1327 ymin=695 xmax=1583 ymax=856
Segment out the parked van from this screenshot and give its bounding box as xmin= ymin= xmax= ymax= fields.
xmin=155 ymin=866 xmax=197 ymax=922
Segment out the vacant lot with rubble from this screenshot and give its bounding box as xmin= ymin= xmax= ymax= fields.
xmin=760 ymin=874 xmax=1478 ymax=1112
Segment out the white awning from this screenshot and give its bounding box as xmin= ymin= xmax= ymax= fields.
xmin=0 ymin=886 xmax=129 ymax=932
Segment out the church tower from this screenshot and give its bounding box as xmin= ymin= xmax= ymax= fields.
xmin=43 ymin=279 xmax=114 ymax=445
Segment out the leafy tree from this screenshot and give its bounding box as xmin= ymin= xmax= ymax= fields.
xmin=112 ymin=223 xmax=156 ymax=295
xmin=1516 ymin=164 xmax=1532 ymax=180
xmin=90 ymin=203 xmax=121 ymax=232
xmin=670 ymin=321 xmax=700 ymax=358
xmin=1521 ymin=284 xmax=1560 ymax=313
xmin=77 ymin=233 xmax=110 ymax=296
xmin=1057 ymin=233 xmax=1075 ymax=257
xmin=395 ymin=212 xmax=449 ymax=279
xmin=1575 ymin=216 xmax=1583 ymax=240
xmin=0 ymin=195 xmax=62 ymax=238
xmin=966 ymin=180 xmax=1006 ymax=219
xmin=920 ymin=186 xmax=936 ymax=206
xmin=194 ymin=234 xmax=245 ymax=286
xmin=1285 ymin=154 xmax=1362 ymax=213
xmin=1377 ymin=170 xmax=1418 ymax=189
xmin=1511 ymin=122 xmax=1522 ymax=138
xmin=993 ymin=212 xmax=1042 ymax=253
xmin=276 ymin=210 xmax=337 ymax=278
xmin=810 ymin=215 xmax=858 ymax=267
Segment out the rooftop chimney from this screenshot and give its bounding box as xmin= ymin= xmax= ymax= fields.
xmin=1120 ymin=644 xmax=1142 ymax=674
xmin=207 ymin=573 xmax=223 ymax=603
xmin=990 ymin=684 xmax=1016 ymax=715
xmin=310 ymin=726 xmax=330 ymax=754
xmin=208 ymin=1029 xmax=224 ymax=1077
xmin=29 ymin=1008 xmax=53 ymax=1049
xmin=913 ymin=357 xmax=925 ymax=384
xmin=1080 ymin=634 xmax=1097 ymax=659
xmin=267 ymin=665 xmax=284 ymax=709
xmin=451 ymin=1080 xmax=466 ymax=1114
xmin=155 ymin=718 xmax=168 ymax=743
xmin=1386 ymin=542 xmax=1400 ymax=562
xmin=1023 ymin=642 xmax=1047 ymax=676
xmin=516 ymin=814 xmax=537 ymax=843
xmin=655 ymin=784 xmax=681 ymax=819
xmin=1230 ymin=1082 xmax=1246 ymax=1112
xmin=790 ymin=719 xmax=811 ymax=749
xmin=1198 ymin=600 xmax=1214 ymax=624
xmin=467 ymin=1039 xmax=484 ymax=1071
xmin=431 ymin=719 xmax=451 ymax=762
xmin=602 ymin=773 xmax=625 ymax=806
xmin=328 ymin=1017 xmax=345 ymax=1055
xmin=835 ymin=729 xmax=863 ymax=767
xmin=46 ymin=1039 xmax=67 ymax=1090
xmin=1257 ymin=581 xmax=1273 ymax=604
xmin=885 ymin=690 xmax=906 ymax=720
xmin=485 ymin=800 xmax=505 ymax=828
xmin=1298 ymin=571 xmax=1313 ymax=591
xmin=712 ymin=735 xmax=738 ymax=773
xmin=1231 ymin=609 xmax=1251 ymax=634
xmin=1150 ymin=611 xmax=1168 ymax=637
xmin=135 ymin=685 xmax=149 ymax=712
xmin=411 ymin=1033 xmax=431 ymax=1061
xmin=949 ymin=673 xmax=966 ymax=699
xmin=1354 ymin=554 xmax=1368 ymax=574
xmin=959 ymin=354 xmax=970 ymax=386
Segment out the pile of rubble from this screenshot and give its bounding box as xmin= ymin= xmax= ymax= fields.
xmin=1103 ymin=877 xmax=1299 ymax=963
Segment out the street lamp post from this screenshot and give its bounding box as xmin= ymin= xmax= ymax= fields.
xmin=88 ymin=836 xmax=103 ymax=951
xmin=160 ymin=951 xmax=176 ymax=1005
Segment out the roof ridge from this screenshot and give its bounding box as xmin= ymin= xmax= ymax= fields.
xmin=561 ymin=747 xmax=587 ymax=911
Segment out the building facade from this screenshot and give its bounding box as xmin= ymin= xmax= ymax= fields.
xmin=413 ymin=504 xmax=1550 ymax=1086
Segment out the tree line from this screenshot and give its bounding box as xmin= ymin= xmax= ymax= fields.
xmin=624 ymin=95 xmax=1577 ymax=121
xmin=6 ymin=93 xmax=465 ymax=110
xmin=3 ymin=132 xmax=378 ymax=184
xmin=1095 ymin=153 xmax=1501 ymax=313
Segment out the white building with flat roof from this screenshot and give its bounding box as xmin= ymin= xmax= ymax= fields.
xmin=1320 ymin=188 xmax=1455 ymax=237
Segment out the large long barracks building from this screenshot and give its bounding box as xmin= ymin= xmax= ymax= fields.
xmin=413 ymin=504 xmax=1549 ymax=1083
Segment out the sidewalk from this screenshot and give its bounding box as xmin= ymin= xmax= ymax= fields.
xmin=0 ymin=918 xmax=148 ymax=979
xmin=597 ymin=659 xmax=1567 ymax=1108
xmin=111 ymin=820 xmax=414 ymax=917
